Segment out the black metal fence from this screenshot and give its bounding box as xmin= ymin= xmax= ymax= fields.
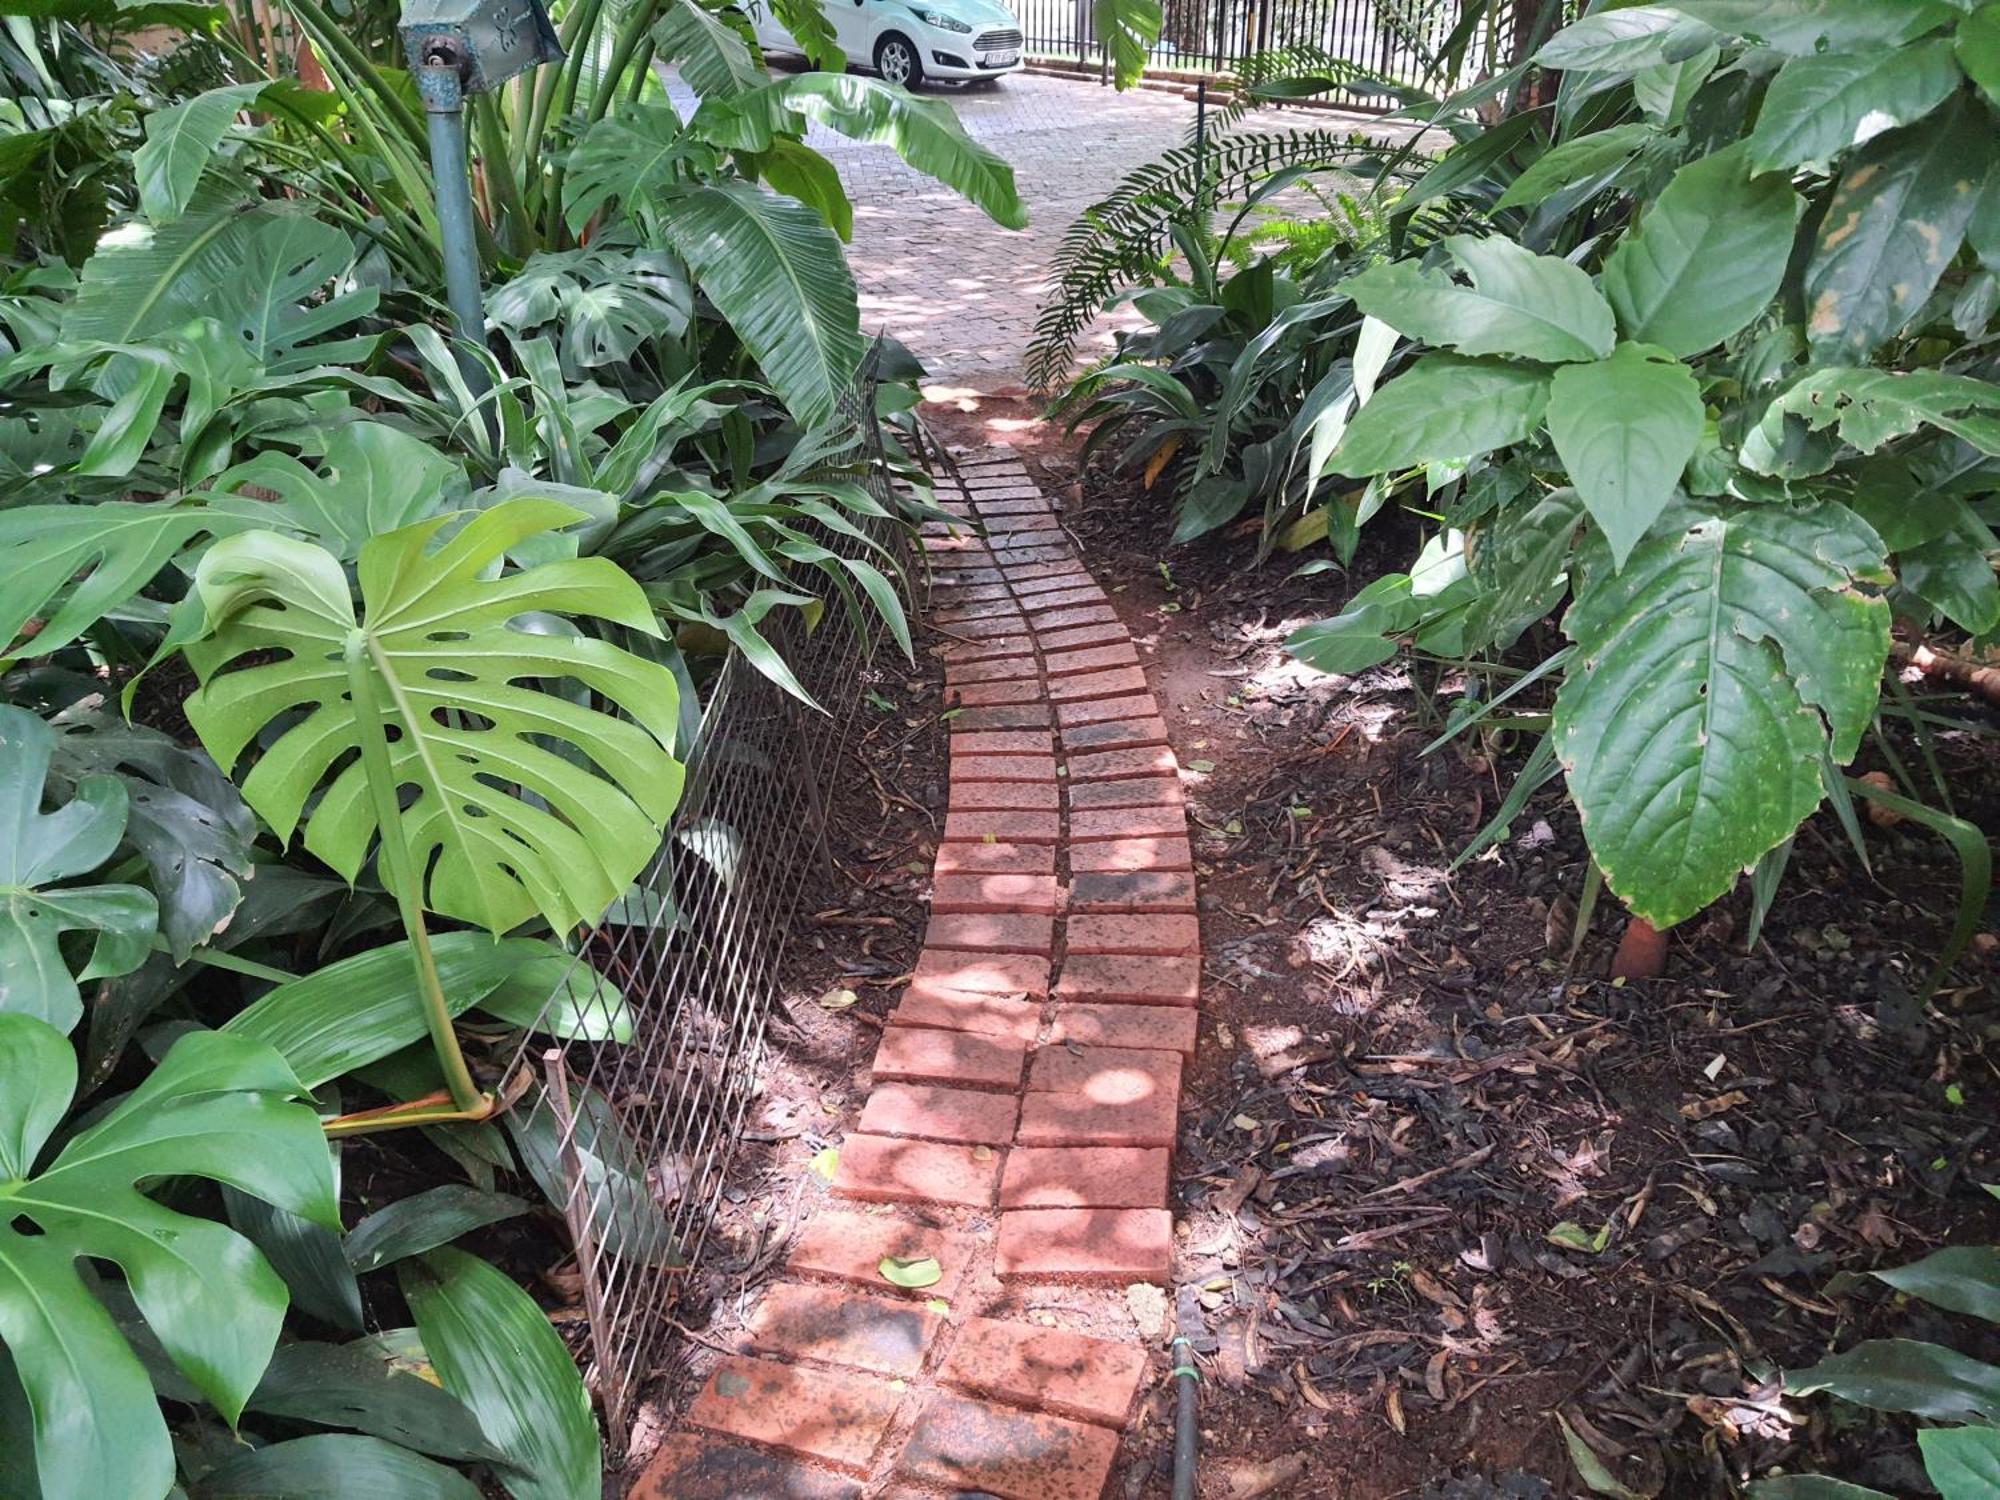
xmin=1017 ymin=0 xmax=1522 ymax=90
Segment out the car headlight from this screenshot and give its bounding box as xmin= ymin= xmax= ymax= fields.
xmin=911 ymin=6 xmax=973 ymax=30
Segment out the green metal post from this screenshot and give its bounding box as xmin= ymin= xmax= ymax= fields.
xmin=418 ymin=62 xmax=494 ymax=405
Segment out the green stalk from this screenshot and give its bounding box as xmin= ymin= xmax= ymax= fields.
xmin=475 ymin=93 xmax=532 ymax=256
xmin=342 ymin=631 xmax=488 ymax=1117
xmin=286 ymin=0 xmax=429 ymax=147
xmin=519 ymin=0 xmax=606 ymax=194
xmin=626 ymin=36 xmax=656 ymax=102
xmin=537 ymin=0 xmax=662 ymax=241
xmin=160 ymin=939 xmax=298 ymax=986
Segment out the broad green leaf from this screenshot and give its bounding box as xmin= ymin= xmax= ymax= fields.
xmin=694 ymin=73 xmax=1025 ymax=230
xmin=0 ymin=501 xmax=260 ymax=659
xmin=1665 ymin=0 xmax=1958 ymax=53
xmin=47 ymin=710 xmax=257 ymax=963
xmin=1748 ymin=1481 xmax=1893 ymax=1500
xmin=562 ymin=106 xmax=693 ymax=234
xmin=1788 ymin=1338 xmax=2000 ymax=1423
xmin=1343 ymin=235 xmax=1614 ymax=363
xmin=1874 ymin=1246 xmax=2000 ymax=1324
xmin=223 ymin=934 xmax=549 ymax=1088
xmin=1094 ymin=0 xmax=1163 ymax=88
xmin=402 ymin=1248 xmax=600 ymax=1500
xmin=1972 ymin=173 xmax=2000 ymax=274
xmin=134 ymin=82 xmax=262 ymax=223
xmin=1602 ymin=147 xmax=1802 ymax=356
xmin=1548 ymin=343 xmax=1704 ymax=568
xmin=1633 ymin=45 xmax=1717 ymax=129
xmin=1962 ymin=5 xmax=2000 ymax=107
xmin=179 ymin=501 xmax=685 ymax=935
xmin=1747 ymin=41 xmax=1962 ymax=174
xmin=650 ymin=0 xmax=765 ymax=98
xmin=762 ymin=137 xmax=854 ymax=240
xmin=0 ymin=1017 xmax=337 ymax=1500
xmin=1495 ymin=124 xmax=1655 ymax=212
xmin=1464 ymin=487 xmax=1585 ymax=651
xmin=1903 ymin=508 xmax=2000 ymax=635
xmin=1751 ymin=368 xmax=2000 ymax=460
xmin=878 ymin=1254 xmax=943 ymax=1288
xmin=345 ymin=1186 xmax=530 ymax=1272
xmin=204 ymin=420 xmax=460 ymax=560
xmin=1554 ymin=501 xmax=1892 ymax=928
xmin=1805 ymin=100 xmax=1988 ymax=365
xmin=1923 ymin=1426 xmax=2000 ymax=1500
xmin=506 ymin=1079 xmax=675 ymax=1266
xmin=658 ymin=181 xmax=862 ymax=432
xmin=0 ymin=706 xmax=157 ymax=1033
xmin=247 ymin=1340 xmax=503 ymax=1461
xmin=1534 ymin=6 xmax=1717 ymax=71
xmin=193 ymin=1434 xmax=484 ymax=1500
xmin=768 ymin=0 xmax=845 ymax=70
xmin=1286 ymin=574 xmax=1419 ymax=675
xmin=1329 ymin=356 xmax=1551 ymax=476
xmin=475 ymin=952 xmax=633 ymax=1042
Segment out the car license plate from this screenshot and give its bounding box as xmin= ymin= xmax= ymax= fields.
xmin=986 ymin=48 xmax=1018 ymax=66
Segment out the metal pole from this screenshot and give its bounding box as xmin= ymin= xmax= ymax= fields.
xmin=418 ymin=61 xmax=495 ymax=411
xmin=1195 ymin=76 xmax=1207 ymax=204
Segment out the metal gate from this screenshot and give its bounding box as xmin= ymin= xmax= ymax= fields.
xmin=1017 ymin=0 xmax=1528 ymax=94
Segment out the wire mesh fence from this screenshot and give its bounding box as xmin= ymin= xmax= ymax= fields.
xmin=1016 ymin=0 xmax=1534 ymax=95
xmin=495 ymin=371 xmax=930 ymax=1456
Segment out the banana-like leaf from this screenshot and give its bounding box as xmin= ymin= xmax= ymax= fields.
xmin=402 ymin=1248 xmax=600 ymax=1500
xmin=650 ymin=0 xmax=766 ymax=98
xmin=1874 ymin=1246 xmax=2000 ymax=1325
xmin=0 ymin=706 xmax=158 ymax=1032
xmin=694 ymin=73 xmax=1026 ymax=229
xmin=657 ymin=180 xmax=862 ymax=432
xmin=245 ymin=1340 xmax=505 ymax=1462
xmin=1553 ymin=502 xmax=1891 ymax=929
xmin=344 ymin=1186 xmax=529 ymax=1272
xmin=475 ymin=951 xmax=633 ymax=1041
xmin=769 ymin=0 xmax=844 ymax=70
xmin=133 ymin=82 xmax=262 ymax=223
xmin=0 ymin=1016 xmax=338 ymax=1500
xmin=191 ymin=1434 xmax=485 ymax=1500
xmin=1923 ymin=1426 xmax=2000 ymax=1500
xmin=177 ymin=500 xmax=686 ymax=935
xmin=1094 ymin=0 xmax=1162 ymax=88
xmin=1787 ymin=1338 xmax=2000 ymax=1424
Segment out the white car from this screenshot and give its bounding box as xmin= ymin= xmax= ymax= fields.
xmin=749 ymin=0 xmax=1025 ymax=88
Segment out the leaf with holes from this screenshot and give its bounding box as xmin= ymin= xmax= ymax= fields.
xmin=0 ymin=1015 xmax=337 ymax=1500
xmin=174 ymin=500 xmax=686 ymax=935
xmin=1553 ymin=501 xmax=1891 ymax=929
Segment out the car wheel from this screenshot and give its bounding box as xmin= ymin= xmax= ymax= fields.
xmin=875 ymin=33 xmax=922 ymax=88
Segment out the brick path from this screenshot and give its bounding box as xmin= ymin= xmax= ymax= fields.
xmin=634 ymin=449 xmax=1199 ymax=1499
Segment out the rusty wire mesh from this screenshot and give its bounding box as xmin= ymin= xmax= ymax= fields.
xmin=495 ymin=370 xmax=937 ymax=1453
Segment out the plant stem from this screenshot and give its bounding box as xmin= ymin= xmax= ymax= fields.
xmin=341 ymin=630 xmax=488 ymax=1117
xmin=158 ymin=939 xmax=298 ymax=986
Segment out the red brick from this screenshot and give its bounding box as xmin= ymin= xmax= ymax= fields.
xmin=1000 ymin=1146 xmax=1170 ymax=1210
xmin=1030 ymin=1043 xmax=1181 ymax=1100
xmin=997 ymin=545 xmax=1073 ymax=567
xmin=942 ymin=809 xmax=1061 ymax=845
xmin=949 ymin=678 xmax=1043 ymax=708
xmin=931 ymin=583 xmax=1014 ymax=607
xmin=685 ymin=1357 xmax=898 ymax=1473
xmin=1064 ymin=914 xmax=1201 ymax=957
xmin=995 ymin=1208 xmax=1173 ymax=1283
xmin=861 ymin=1083 xmax=1019 ymax=1144
xmin=834 ymin=1134 xmax=1002 ymax=1208
xmin=1048 ymin=668 xmax=1151 ymax=705
xmin=939 ymin=634 xmax=1035 ymax=665
xmin=1060 ymin=716 xmax=1171 ymax=752
xmin=1068 ymin=870 xmax=1197 ymax=914
xmin=989 ymin=522 xmax=1064 ymax=540
xmin=1067 ymin=775 xmax=1183 ymax=811
xmin=873 ymin=1026 xmax=1027 ymax=1089
xmin=951 ymin=780 xmax=1060 ymax=813
xmin=1037 ymin=622 xmax=1131 ymax=652
xmin=891 ymin=989 xmax=1042 ymax=1042
xmin=921 ymin=535 xmax=987 ymax=557
xmin=933 ymin=841 xmax=1056 ymax=876
xmin=925 ymin=911 xmax=1056 ymax=955
xmin=1050 ymin=1002 xmax=1199 ymax=1057
xmin=1044 ymin=642 xmax=1140 ymax=678
xmin=932 ymin=563 xmax=1005 ymax=586
xmin=945 ymin=656 xmax=1040 ymax=686
xmin=1066 ymin=745 xmax=1179 ymax=782
xmin=1009 ymin=569 xmax=1097 ymax=596
xmin=1024 ymin=587 xmax=1110 ymax=614
xmin=788 ymin=1208 xmax=973 ymax=1297
xmin=948 ymin=754 xmax=1059 ymax=784
xmin=931 ymin=872 xmax=1060 ymax=915
xmin=1068 ymin=836 xmax=1194 ymax=873
xmin=973 ymin=498 xmax=1052 ymax=516
xmin=990 ymin=532 xmax=1064 ymax=553
xmin=951 ymin=729 xmax=1053 ymax=757
xmin=1007 ymin=561 xmax=1097 ymax=585
xmin=632 ymin=1435 xmax=862 ymax=1500
xmin=912 ymin=948 xmax=1050 ymax=996
xmin=951 ymin=704 xmax=1051 ymax=733
xmin=1056 ymin=953 xmax=1201 ymax=1005
xmin=1018 ymin=1079 xmax=1177 ymax=1148
xmin=933 ymin=611 xmax=1030 ymax=639
xmin=747 ymin=1283 xmax=941 ymax=1375
xmin=941 ymin=1318 xmax=1149 ymax=1427
xmin=1057 ymin=693 xmax=1160 ymax=728
xmin=1071 ymin=806 xmax=1187 ymax=842
xmin=900 ymin=1391 xmax=1119 ymax=1500
xmin=1032 ymin=604 xmax=1121 ymax=632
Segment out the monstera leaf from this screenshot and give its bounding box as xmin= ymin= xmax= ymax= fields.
xmin=203 ymin=420 xmax=463 ymax=559
xmin=0 ymin=706 xmax=158 ymax=1032
xmin=0 ymin=1014 xmax=339 ymax=1500
xmin=177 ymin=500 xmax=686 ymax=935
xmin=1553 ymin=501 xmax=1892 ymax=928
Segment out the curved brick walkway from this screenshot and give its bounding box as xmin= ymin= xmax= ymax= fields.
xmin=635 ymin=449 xmax=1199 ymax=1499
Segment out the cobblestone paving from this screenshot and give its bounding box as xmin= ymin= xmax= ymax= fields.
xmin=634 ymin=449 xmax=1201 ymax=1500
